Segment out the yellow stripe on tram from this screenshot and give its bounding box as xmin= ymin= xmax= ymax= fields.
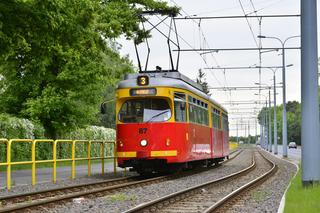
xmin=117 ymin=152 xmax=137 ymax=158
xmin=150 ymin=150 xmax=177 ymax=157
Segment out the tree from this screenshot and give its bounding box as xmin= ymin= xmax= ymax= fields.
xmin=196 ymin=69 xmax=211 ymax=95
xmin=257 ymin=101 xmax=301 ymax=145
xmin=0 ymin=0 xmax=178 ymax=138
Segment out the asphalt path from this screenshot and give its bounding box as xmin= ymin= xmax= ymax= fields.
xmin=0 ymin=162 xmax=123 ymax=188
xmin=261 ymin=144 xmax=301 ymax=164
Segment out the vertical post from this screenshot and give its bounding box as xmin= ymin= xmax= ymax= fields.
xmin=88 ymin=141 xmax=91 ymax=177
xmin=113 ymin=142 xmax=117 ymax=175
xmin=248 ymin=120 xmax=250 ymax=144
xmin=273 ymin=72 xmax=278 ymax=154
xmin=301 ymin=0 xmax=320 ymax=186
xmin=32 ymin=141 xmax=36 ymax=186
xmin=265 ymin=100 xmax=268 ymax=150
xmin=7 ymin=140 xmax=11 ymax=190
xmin=244 ymin=122 xmax=247 ymax=143
xmin=71 ymin=141 xmax=76 ymax=179
xmin=101 ymin=142 xmax=105 ymax=175
xmin=282 ymin=46 xmax=288 ymax=157
xmin=268 ymin=89 xmax=272 ymax=152
xmin=260 ymin=124 xmax=262 ymax=146
xmin=255 ymin=118 xmax=257 ymax=144
xmin=53 ymin=141 xmax=57 ymax=183
xmin=236 ymin=120 xmax=239 ymax=143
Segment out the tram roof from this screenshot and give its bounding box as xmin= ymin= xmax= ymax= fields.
xmin=117 ymin=71 xmax=227 ymax=113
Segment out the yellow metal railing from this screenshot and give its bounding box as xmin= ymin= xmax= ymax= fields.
xmin=0 ymin=139 xmax=116 ymax=190
xmin=229 ymin=142 xmax=239 ymax=150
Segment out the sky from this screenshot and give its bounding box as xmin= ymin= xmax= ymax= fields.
xmin=118 ymin=0 xmax=319 ymax=137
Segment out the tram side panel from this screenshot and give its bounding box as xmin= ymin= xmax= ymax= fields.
xmin=212 ymin=129 xmax=223 ymax=158
xmin=117 ymin=122 xmax=190 ymax=167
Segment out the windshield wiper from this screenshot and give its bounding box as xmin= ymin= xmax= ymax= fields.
xmin=145 ymin=109 xmax=170 ymax=123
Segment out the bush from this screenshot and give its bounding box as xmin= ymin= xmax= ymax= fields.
xmin=62 ymin=126 xmax=116 ymax=158
xmin=0 ymin=113 xmax=45 ymax=139
xmin=0 ymin=114 xmax=45 ymax=162
xmin=64 ymin=126 xmax=115 ymax=141
xmin=0 ymin=114 xmax=116 ymax=163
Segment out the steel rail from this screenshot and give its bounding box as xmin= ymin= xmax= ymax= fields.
xmin=0 ymin=176 xmax=135 ymax=203
xmin=0 ymin=175 xmax=169 ymax=213
xmin=124 ymin=151 xmax=255 ymax=213
xmin=0 ymin=149 xmax=242 ymax=212
xmin=203 ymin=151 xmax=277 ymax=212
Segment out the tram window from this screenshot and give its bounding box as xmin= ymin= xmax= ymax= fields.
xmin=174 ymin=93 xmax=187 ymax=122
xmin=211 ymin=108 xmax=221 ymax=129
xmin=189 ymin=104 xmax=195 ymax=123
xmin=222 ymin=113 xmax=229 ymax=131
xmin=119 ymin=98 xmax=171 ymax=123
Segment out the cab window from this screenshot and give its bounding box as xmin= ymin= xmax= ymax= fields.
xmin=119 ymin=98 xmax=171 ymax=123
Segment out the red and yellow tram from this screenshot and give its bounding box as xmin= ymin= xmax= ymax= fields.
xmin=116 ymin=71 xmax=229 ymax=175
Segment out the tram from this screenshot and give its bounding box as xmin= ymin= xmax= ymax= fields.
xmin=115 ymin=71 xmax=229 ymax=175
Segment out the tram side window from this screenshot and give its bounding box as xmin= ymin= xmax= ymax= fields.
xmin=188 ymin=96 xmax=209 ymax=126
xmin=211 ymin=108 xmax=221 ymax=129
xmin=174 ymin=93 xmax=187 ymax=122
xmin=222 ymin=113 xmax=229 ymax=131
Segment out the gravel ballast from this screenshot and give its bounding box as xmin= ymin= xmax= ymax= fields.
xmin=0 ymin=171 xmax=133 ymax=197
xmin=45 ymin=149 xmax=254 ymax=213
xmin=2 ymin=148 xmax=295 ymax=213
xmin=219 ymin=149 xmax=297 ymax=213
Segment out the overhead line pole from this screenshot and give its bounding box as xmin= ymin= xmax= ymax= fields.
xmin=301 ymin=0 xmax=320 ymax=186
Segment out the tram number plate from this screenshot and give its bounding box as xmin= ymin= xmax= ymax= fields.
xmin=139 ymin=128 xmax=147 ymax=134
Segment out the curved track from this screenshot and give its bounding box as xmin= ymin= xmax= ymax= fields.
xmin=0 ymin=149 xmax=242 ymax=212
xmin=124 ymin=150 xmax=276 ymax=213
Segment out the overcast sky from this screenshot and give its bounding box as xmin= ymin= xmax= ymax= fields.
xmin=118 ymin=0 xmax=319 ymax=137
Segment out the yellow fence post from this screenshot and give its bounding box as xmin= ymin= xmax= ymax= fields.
xmin=113 ymin=141 xmax=117 ymax=176
xmin=6 ymin=140 xmax=11 ymax=191
xmin=72 ymin=140 xmax=76 ymax=179
xmin=31 ymin=140 xmax=36 ymax=186
xmin=88 ymin=141 xmax=91 ymax=177
xmin=101 ymin=142 xmax=105 ymax=175
xmin=53 ymin=140 xmax=57 ymax=183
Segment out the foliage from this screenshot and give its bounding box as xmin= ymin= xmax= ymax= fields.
xmin=257 ymin=101 xmax=301 ymax=145
xmin=0 ymin=113 xmax=44 ymax=139
xmin=0 ymin=116 xmax=116 ymax=164
xmin=64 ymin=126 xmax=115 ymax=141
xmin=0 ymin=0 xmax=178 ymax=139
xmin=196 ymin=69 xmax=211 ymax=95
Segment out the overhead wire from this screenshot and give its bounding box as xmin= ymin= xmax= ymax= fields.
xmin=169 ymin=0 xmax=229 ymax=91
xmin=238 ymin=0 xmax=259 ymax=48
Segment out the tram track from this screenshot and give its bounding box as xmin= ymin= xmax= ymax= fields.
xmin=124 ymin=150 xmax=276 ymax=213
xmin=0 ymin=149 xmax=242 ymax=212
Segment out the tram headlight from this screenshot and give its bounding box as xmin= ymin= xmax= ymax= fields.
xmin=140 ymin=139 xmax=148 ymax=147
xmin=166 ymin=138 xmax=170 ymax=146
xmin=119 ymin=141 xmax=124 ymax=147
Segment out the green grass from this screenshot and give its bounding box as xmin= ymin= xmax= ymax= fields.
xmin=104 ymin=193 xmax=137 ymax=202
xmin=284 ymin=167 xmax=320 ymax=213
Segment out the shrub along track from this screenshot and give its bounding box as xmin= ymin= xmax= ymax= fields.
xmin=0 ymin=149 xmax=242 ymax=212
xmin=124 ymin=150 xmax=276 ymax=213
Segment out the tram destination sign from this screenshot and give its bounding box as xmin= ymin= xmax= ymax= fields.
xmin=130 ymin=88 xmax=157 ymax=96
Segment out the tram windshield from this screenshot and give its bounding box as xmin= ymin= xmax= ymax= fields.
xmin=118 ymin=98 xmax=172 ymax=123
